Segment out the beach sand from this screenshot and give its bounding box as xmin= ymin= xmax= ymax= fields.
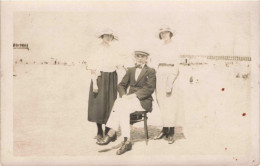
xmin=13 ymin=62 xmax=251 ymax=157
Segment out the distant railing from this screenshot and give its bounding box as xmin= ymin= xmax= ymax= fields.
xmin=180 ymin=55 xmax=251 ymax=61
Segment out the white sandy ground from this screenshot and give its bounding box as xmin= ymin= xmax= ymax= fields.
xmin=13 ymin=62 xmax=253 ymax=163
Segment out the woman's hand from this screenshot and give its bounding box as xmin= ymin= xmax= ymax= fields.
xmin=166 ymin=86 xmax=172 ymax=97
xmin=91 ymin=69 xmax=96 ymax=75
xmin=165 ymin=74 xmax=177 ymax=97
xmin=166 ymin=78 xmax=173 ymax=97
xmin=93 ymin=82 xmax=98 ymax=93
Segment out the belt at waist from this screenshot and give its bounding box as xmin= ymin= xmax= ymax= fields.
xmin=158 ymin=63 xmax=174 ymax=67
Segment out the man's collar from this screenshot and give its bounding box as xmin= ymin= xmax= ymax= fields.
xmin=135 ymin=63 xmax=146 ymax=69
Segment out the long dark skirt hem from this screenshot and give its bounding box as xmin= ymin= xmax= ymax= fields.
xmin=88 ymin=71 xmax=117 ymax=124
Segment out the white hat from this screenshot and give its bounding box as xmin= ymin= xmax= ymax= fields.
xmin=96 ymin=28 xmax=118 ymax=40
xmin=158 ymin=25 xmax=175 ymax=39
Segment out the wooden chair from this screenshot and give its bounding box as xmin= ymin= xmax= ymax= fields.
xmin=130 ymin=111 xmax=149 ymax=145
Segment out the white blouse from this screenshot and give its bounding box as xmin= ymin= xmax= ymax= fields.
xmin=87 ymin=43 xmax=122 ymax=79
xmin=151 ymin=40 xmax=181 ymax=67
xmin=152 ymin=40 xmax=181 ymax=90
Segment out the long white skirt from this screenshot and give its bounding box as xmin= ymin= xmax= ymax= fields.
xmin=156 ymin=66 xmax=184 ymax=127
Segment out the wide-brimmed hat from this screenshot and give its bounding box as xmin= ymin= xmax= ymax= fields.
xmin=96 ymin=28 xmax=118 ymax=40
xmin=158 ymin=25 xmax=175 ymax=39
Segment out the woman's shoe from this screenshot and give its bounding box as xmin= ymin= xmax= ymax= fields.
xmin=154 ymin=132 xmax=167 ymax=140
xmin=94 ymin=134 xmax=103 ymax=141
xmin=168 ymin=135 xmax=175 ymax=144
xmin=96 ymin=133 xmax=117 ymax=145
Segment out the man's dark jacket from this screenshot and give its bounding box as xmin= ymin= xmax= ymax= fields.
xmin=117 ymin=65 xmax=156 ymax=112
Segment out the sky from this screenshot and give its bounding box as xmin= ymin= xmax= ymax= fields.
xmin=13 ymin=3 xmax=251 ymax=62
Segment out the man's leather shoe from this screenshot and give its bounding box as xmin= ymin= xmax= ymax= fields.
xmin=154 ymin=132 xmax=167 ymax=140
xmin=168 ymin=135 xmax=175 ymax=144
xmin=116 ymin=141 xmax=132 ymax=155
xmin=96 ymin=134 xmax=117 ymax=145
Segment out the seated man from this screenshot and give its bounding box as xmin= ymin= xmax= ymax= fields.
xmin=96 ymin=50 xmax=156 ymax=155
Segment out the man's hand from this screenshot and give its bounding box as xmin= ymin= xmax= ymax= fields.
xmin=122 ymin=94 xmax=136 ymax=100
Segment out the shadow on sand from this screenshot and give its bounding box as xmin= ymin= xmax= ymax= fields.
xmin=98 ymin=125 xmax=160 ymax=153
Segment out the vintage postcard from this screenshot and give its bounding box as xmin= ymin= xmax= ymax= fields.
xmin=1 ymin=1 xmax=259 ymax=166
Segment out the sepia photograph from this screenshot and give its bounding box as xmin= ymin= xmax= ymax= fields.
xmin=1 ymin=1 xmax=259 ymax=166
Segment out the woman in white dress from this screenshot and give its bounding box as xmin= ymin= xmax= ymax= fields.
xmin=153 ymin=26 xmax=185 ymax=144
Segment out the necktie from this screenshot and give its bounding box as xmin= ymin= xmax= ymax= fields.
xmin=135 ymin=64 xmax=142 ymax=69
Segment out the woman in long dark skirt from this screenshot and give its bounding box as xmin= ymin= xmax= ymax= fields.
xmin=87 ymin=28 xmax=121 ymax=141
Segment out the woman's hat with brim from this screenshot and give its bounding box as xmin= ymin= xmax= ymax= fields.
xmin=96 ymin=28 xmax=118 ymax=40
xmin=158 ymin=25 xmax=175 ymax=39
